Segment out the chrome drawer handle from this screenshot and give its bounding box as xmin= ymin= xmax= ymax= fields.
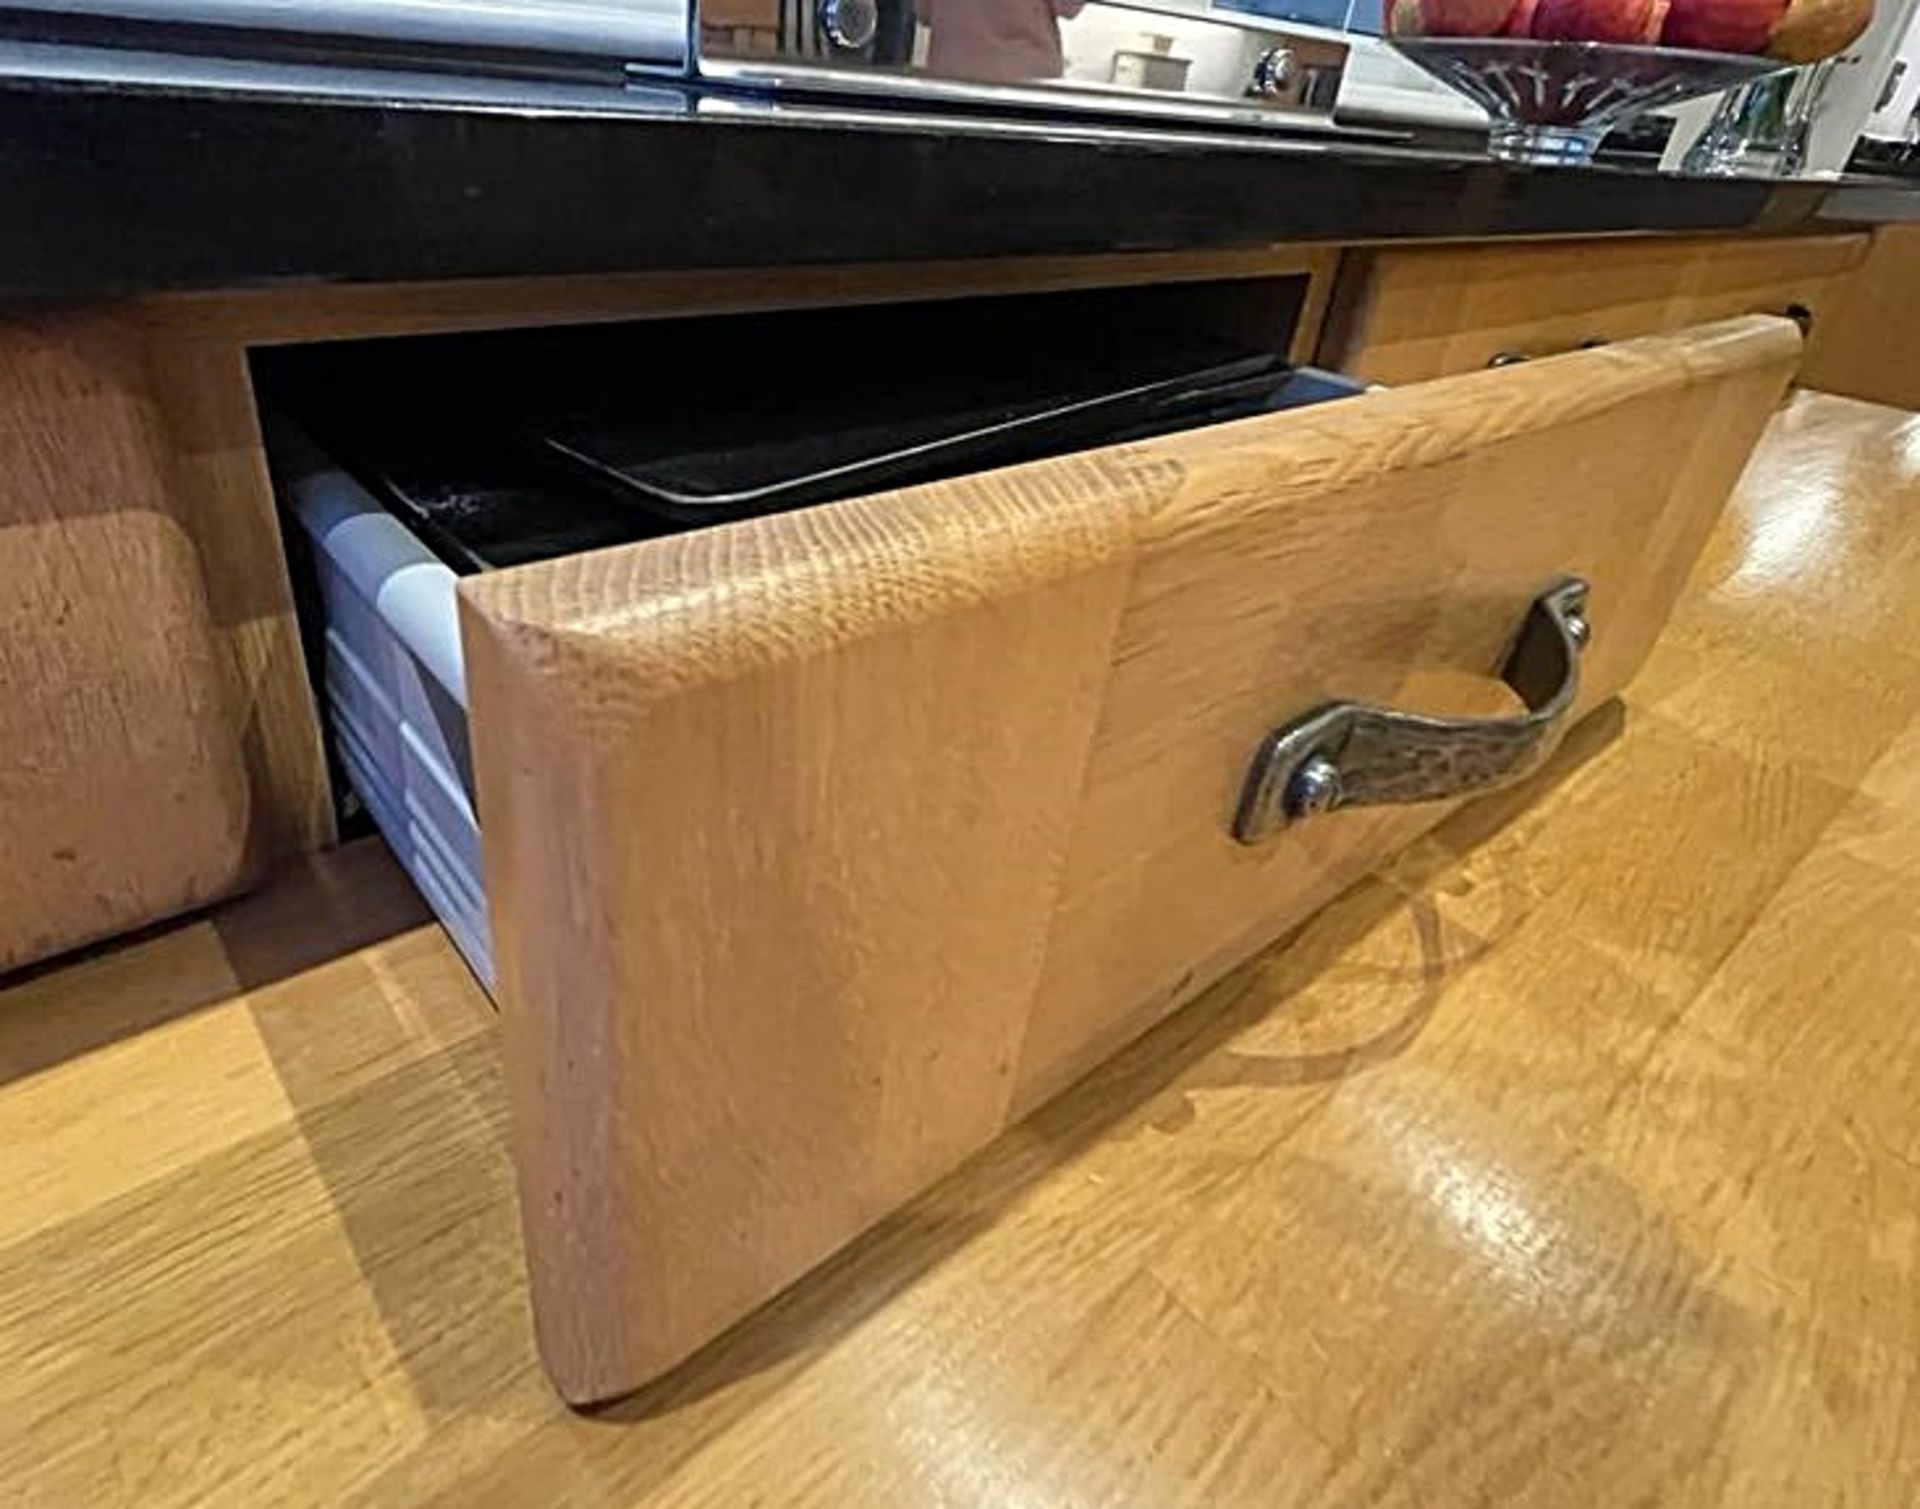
xmin=1233 ymin=577 xmax=1591 ymax=843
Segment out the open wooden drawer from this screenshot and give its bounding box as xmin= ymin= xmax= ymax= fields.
xmin=285 ymin=312 xmax=1798 ymax=1402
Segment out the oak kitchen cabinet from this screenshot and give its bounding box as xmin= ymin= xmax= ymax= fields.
xmin=0 ymin=232 xmax=1828 ymax=1399
xmin=0 ymin=229 xmax=1845 ymax=974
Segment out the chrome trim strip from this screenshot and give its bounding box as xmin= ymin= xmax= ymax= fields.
xmin=696 ymin=56 xmax=1346 ymax=133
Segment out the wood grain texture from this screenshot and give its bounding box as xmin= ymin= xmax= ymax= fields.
xmin=461 ymin=314 xmax=1800 ymax=1400
xmin=1322 ymin=231 xmax=1864 ymax=385
xmin=0 ymin=311 xmax=253 ymax=971
xmin=1798 ymin=222 xmax=1920 ymax=409
xmin=2 ymin=386 xmax=1918 ymax=1505
xmin=461 ymin=453 xmax=1147 ymax=1402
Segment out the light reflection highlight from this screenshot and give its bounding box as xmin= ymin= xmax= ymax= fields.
xmin=1726 ymin=471 xmax=1841 ymax=590
xmin=1421 ymin=1144 xmax=1556 ymax=1278
xmin=1369 ymin=1109 xmax=1619 ymax=1324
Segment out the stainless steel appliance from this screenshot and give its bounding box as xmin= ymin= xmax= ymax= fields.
xmin=698 ymin=0 xmax=1351 ymax=130
xmin=1 ymin=0 xmax=1348 ymax=133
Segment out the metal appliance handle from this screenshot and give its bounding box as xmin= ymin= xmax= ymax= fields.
xmin=1232 ymin=577 xmax=1591 ymax=843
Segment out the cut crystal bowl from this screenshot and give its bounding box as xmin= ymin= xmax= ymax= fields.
xmin=1390 ymin=38 xmax=1788 ymax=166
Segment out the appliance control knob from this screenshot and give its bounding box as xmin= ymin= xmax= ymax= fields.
xmin=819 ymin=0 xmax=880 ymax=51
xmin=1251 ymin=46 xmax=1298 ymax=98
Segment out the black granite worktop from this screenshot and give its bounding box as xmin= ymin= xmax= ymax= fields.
xmin=3 ymin=46 xmax=1915 ymax=302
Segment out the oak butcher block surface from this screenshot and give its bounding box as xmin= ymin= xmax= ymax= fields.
xmin=459 ymin=316 xmax=1799 ymax=1401
xmin=0 ymin=385 xmax=1917 ymax=1504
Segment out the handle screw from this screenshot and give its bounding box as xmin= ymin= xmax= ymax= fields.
xmin=1285 ymin=755 xmax=1345 ymax=821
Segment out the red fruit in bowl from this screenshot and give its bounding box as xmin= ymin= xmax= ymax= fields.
xmin=1503 ymin=0 xmax=1541 ymax=30
xmin=1528 ymin=0 xmax=1657 ymax=40
xmin=1386 ymin=0 xmax=1522 ymax=36
xmin=1659 ymin=0 xmax=1788 ymax=52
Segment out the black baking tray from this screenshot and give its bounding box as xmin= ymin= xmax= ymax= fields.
xmin=258 ymin=291 xmax=1362 ymax=575
xmin=539 ymin=348 xmax=1285 ymax=523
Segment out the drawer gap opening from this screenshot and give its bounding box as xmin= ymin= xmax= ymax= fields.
xmin=253 ymin=273 xmax=1349 ymax=573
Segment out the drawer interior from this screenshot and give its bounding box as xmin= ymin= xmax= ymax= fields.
xmin=257 ymin=272 xmax=1362 ymax=986
xmin=256 ymin=273 xmax=1346 ymax=572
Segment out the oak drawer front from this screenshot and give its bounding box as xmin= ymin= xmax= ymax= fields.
xmin=1326 ymin=234 xmax=1863 ymax=385
xmin=451 ymin=314 xmax=1800 ymax=1402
